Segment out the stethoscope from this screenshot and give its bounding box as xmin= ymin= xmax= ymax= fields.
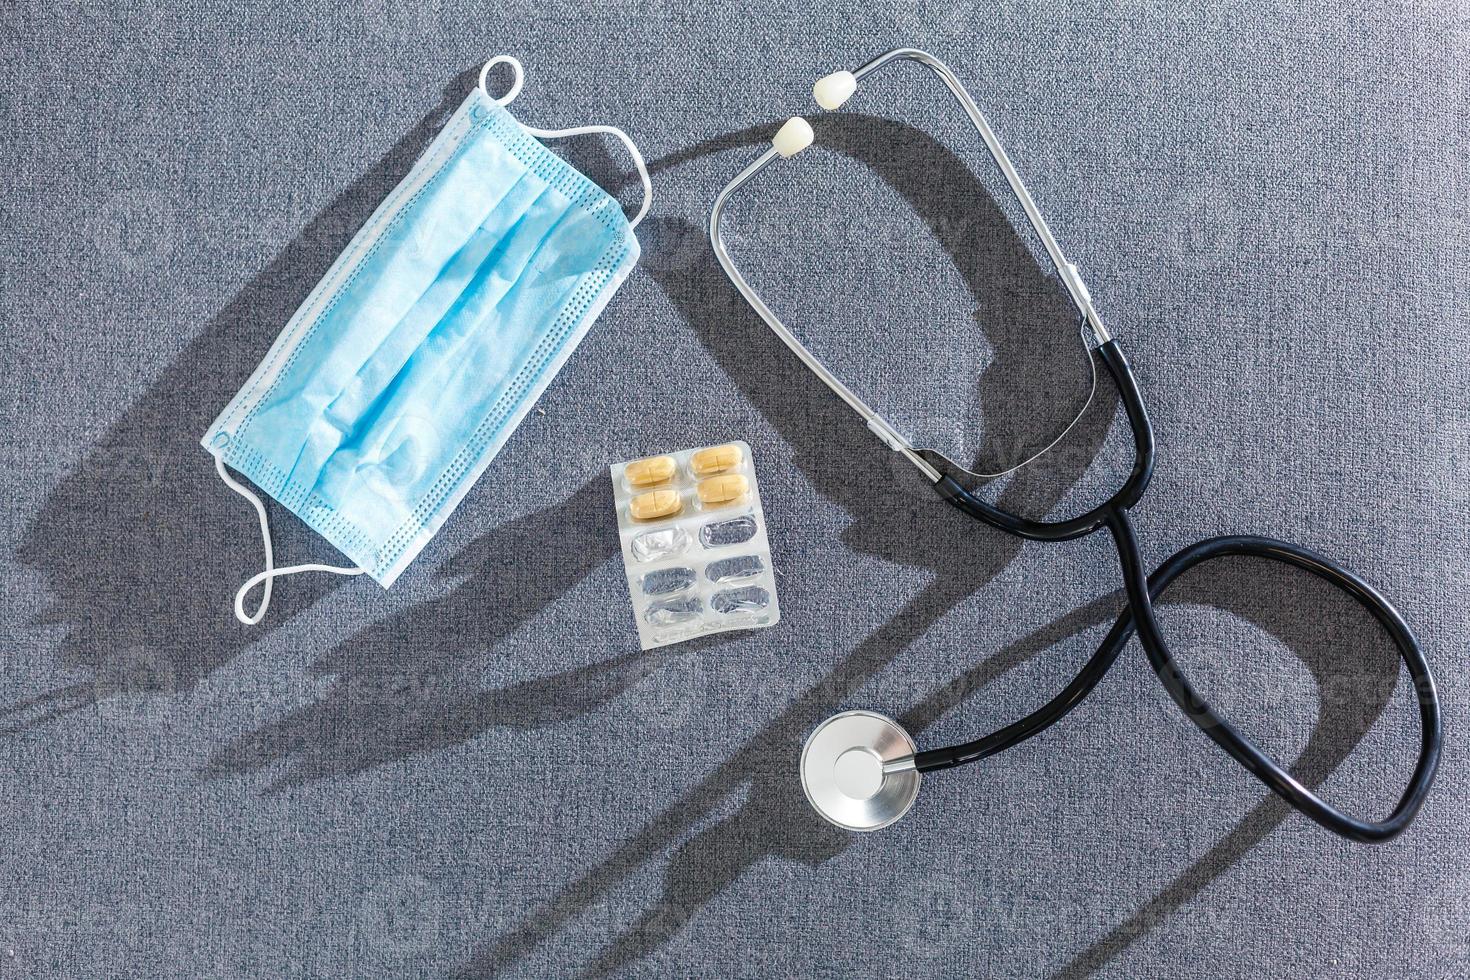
xmin=709 ymin=48 xmax=1441 ymax=841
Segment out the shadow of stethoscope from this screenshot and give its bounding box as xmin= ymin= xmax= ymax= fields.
xmin=197 ymin=109 xmax=1103 ymax=793
xmin=459 ymin=118 xmax=1399 ymax=979
xmin=2 ymin=65 xmax=1400 ymax=976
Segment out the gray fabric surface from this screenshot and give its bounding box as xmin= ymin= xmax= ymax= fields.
xmin=2 ymin=2 xmax=1468 ymax=977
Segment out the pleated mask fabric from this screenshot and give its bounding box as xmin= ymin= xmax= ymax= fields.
xmin=203 ymin=58 xmax=646 ymax=621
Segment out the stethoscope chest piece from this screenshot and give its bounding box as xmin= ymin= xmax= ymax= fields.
xmin=713 ymin=47 xmax=1442 ymax=845
xmin=801 ymin=710 xmax=921 ymax=831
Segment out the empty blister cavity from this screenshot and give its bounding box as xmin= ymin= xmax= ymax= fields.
xmin=711 ymin=586 xmax=770 ymax=615
xmin=706 ymin=554 xmax=765 ymax=583
xmin=645 ymin=595 xmax=703 ymax=627
xmin=613 ymin=441 xmax=778 ymax=650
xmin=642 ymin=566 xmax=696 ymax=597
xmin=700 ymin=515 xmax=758 ymax=548
xmin=632 ymin=526 xmax=690 ymax=562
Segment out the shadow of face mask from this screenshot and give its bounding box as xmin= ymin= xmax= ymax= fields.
xmin=202 ymin=56 xmax=650 ymax=624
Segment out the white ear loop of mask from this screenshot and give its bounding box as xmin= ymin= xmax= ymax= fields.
xmin=214 ymin=456 xmax=365 ymax=626
xmin=477 ymin=55 xmax=652 ymax=229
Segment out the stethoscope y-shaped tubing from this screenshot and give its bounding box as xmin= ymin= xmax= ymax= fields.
xmin=710 ymin=48 xmax=1441 ymax=842
xmin=930 ymin=349 xmax=1441 ymax=843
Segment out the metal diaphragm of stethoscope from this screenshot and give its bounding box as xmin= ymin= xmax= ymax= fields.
xmin=709 ymin=48 xmax=1442 ymax=841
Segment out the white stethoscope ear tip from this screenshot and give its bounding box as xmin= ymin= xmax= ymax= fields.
xmin=772 ymin=117 xmax=815 ymax=158
xmin=813 ymin=70 xmax=857 ymax=110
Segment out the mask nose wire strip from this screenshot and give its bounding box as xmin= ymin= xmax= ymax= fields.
xmin=213 ymin=456 xmax=365 ymax=626
xmin=477 ymin=54 xmax=652 ymax=229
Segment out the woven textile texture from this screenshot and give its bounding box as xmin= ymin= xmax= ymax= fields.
xmin=1 ymin=2 xmax=1467 ymax=977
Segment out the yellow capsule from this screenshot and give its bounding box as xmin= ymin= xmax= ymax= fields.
xmin=690 ymin=443 xmax=743 ymax=477
xmin=629 ymin=489 xmax=683 ymax=521
xmin=696 ymin=474 xmax=749 ymax=507
xmin=625 ymin=454 xmax=677 ymax=487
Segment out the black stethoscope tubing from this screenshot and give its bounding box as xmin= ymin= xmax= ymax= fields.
xmin=710 ymin=48 xmax=1442 ymax=842
xmin=923 ymin=338 xmax=1440 ymax=843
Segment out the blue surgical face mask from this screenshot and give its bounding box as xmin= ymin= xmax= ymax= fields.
xmin=204 ymin=56 xmax=650 ymax=624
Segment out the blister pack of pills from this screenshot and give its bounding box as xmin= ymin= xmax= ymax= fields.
xmin=611 ymin=441 xmax=781 ymax=650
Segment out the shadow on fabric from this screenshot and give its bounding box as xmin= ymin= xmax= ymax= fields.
xmin=461 ymin=115 xmax=1112 ymax=978
xmin=4 ymin=70 xmax=481 ymax=729
xmin=459 ymin=117 xmax=1400 ymax=979
xmin=8 ymin=72 xmax=1404 ymax=979
xmin=198 ymin=475 xmax=686 ymax=789
xmin=191 ymin=107 xmax=718 ymax=786
xmin=894 ymin=556 xmax=1400 ymax=980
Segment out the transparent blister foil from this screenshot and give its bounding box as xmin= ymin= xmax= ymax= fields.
xmin=645 ymin=595 xmax=702 ymax=626
xmin=641 ymin=566 xmax=696 ymax=597
xmin=711 ymin=586 xmax=770 ymax=617
xmin=611 ymin=441 xmax=782 ymax=650
xmin=700 ymin=515 xmax=757 ymax=548
xmin=706 ymin=555 xmax=764 ymax=583
xmin=631 ymin=526 xmax=690 ymax=562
